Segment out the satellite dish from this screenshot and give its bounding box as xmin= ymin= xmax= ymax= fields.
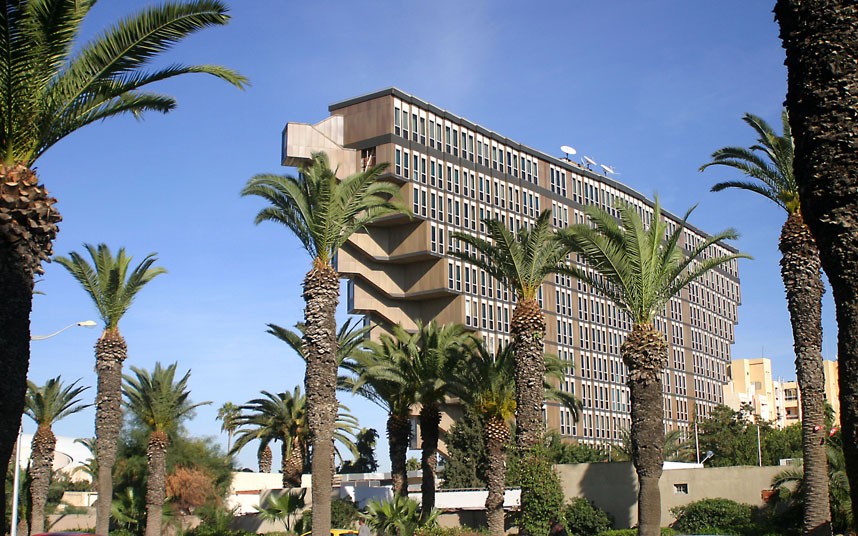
xmin=600 ymin=164 xmax=616 ymax=175
xmin=560 ymin=145 xmax=577 ymax=158
xmin=583 ymin=156 xmax=597 ymax=169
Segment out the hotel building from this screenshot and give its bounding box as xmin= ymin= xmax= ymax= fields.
xmin=281 ymin=88 xmax=742 ymax=446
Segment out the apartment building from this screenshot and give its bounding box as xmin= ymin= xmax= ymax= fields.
xmin=281 ymin=88 xmax=742 ymax=447
xmin=725 ymin=357 xmax=840 ymax=427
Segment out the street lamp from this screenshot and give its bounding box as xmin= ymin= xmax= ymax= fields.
xmin=700 ymin=450 xmax=715 ymax=465
xmin=12 ymin=320 xmax=97 ymax=534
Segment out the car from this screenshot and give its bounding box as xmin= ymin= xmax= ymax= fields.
xmin=301 ymin=530 xmax=358 ymax=536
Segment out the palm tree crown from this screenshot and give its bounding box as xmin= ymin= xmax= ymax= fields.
xmin=0 ymin=0 xmax=247 ymax=167
xmin=451 ymin=208 xmax=569 ymax=301
xmin=25 ymin=376 xmax=90 ymax=426
xmin=241 ymin=152 xmax=408 ymax=267
xmin=123 ymin=362 xmax=209 ymax=436
xmin=557 ymin=199 xmax=748 ymax=324
xmin=54 ymin=243 xmax=166 ymax=331
xmin=700 ymin=110 xmax=798 ymax=214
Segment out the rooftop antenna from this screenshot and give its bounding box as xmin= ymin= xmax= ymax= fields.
xmin=582 ymin=156 xmax=597 ymax=170
xmin=600 ymin=164 xmax=618 ymax=175
xmin=560 ymin=145 xmax=577 ymax=161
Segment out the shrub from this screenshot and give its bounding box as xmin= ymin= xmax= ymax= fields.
xmin=508 ymin=448 xmax=564 ymax=536
xmin=596 ymin=529 xmax=676 ymax=536
xmin=563 ymin=497 xmax=613 ymax=535
xmin=364 ymin=495 xmax=439 ymax=536
xmin=332 ymin=497 xmax=360 ymax=529
xmin=670 ymin=498 xmax=754 ymax=535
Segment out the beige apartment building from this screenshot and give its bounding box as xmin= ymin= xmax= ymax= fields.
xmin=281 ymin=88 xmax=742 ymax=447
xmin=726 ymin=357 xmax=840 ymax=427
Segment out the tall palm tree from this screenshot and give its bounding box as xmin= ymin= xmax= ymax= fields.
xmin=451 ymin=209 xmax=571 ymax=451
xmin=23 ymin=376 xmax=90 ymax=533
xmin=0 ymin=3 xmax=244 ymax=526
xmin=343 ymin=334 xmax=416 ymax=497
xmin=55 ymin=243 xmax=165 ymax=534
xmin=362 ymin=321 xmax=469 ymax=517
xmin=557 ymin=199 xmax=747 ymax=536
xmin=775 ymin=2 xmax=858 ymax=522
xmin=242 ymin=151 xmax=409 ymax=536
xmin=448 ymin=341 xmax=581 ymax=536
xmin=701 ymin=110 xmax=831 ymax=535
xmin=230 ymin=387 xmax=358 ymax=488
xmin=266 ymin=318 xmax=371 ymax=371
xmin=123 ymin=362 xmax=209 ymax=536
xmin=216 ymin=402 xmax=240 ymax=453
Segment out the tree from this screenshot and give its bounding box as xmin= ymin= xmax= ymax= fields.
xmin=242 ymin=151 xmax=408 ymax=536
xmin=702 ymin=110 xmax=831 ymax=535
xmin=340 ymin=428 xmax=379 ymax=474
xmin=55 ymin=243 xmax=166 ymax=534
xmin=451 ymin=209 xmax=570 ymax=451
xmin=230 ymin=387 xmax=357 ymax=487
xmin=216 ymin=402 xmax=240 ymax=453
xmin=441 ymin=410 xmax=487 ymax=490
xmin=775 ymin=2 xmax=858 ymax=525
xmin=255 ymin=489 xmax=306 ymax=533
xmin=557 ymin=199 xmax=746 ymax=536
xmin=0 ymin=2 xmax=245 ymax=528
xmin=23 ymin=376 xmax=89 ymax=533
xmin=123 ymin=362 xmax=210 ymax=536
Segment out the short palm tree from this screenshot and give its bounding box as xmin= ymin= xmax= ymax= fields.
xmin=701 ymin=110 xmax=832 ymax=536
xmin=23 ymin=376 xmax=90 ymax=533
xmin=362 ymin=321 xmax=469 ymax=517
xmin=448 ymin=341 xmax=581 ymax=536
xmin=344 ymin=334 xmax=417 ymax=497
xmin=451 ymin=209 xmax=571 ymax=450
xmin=0 ymin=3 xmax=244 ymax=526
xmin=216 ymin=402 xmax=240 ymax=453
xmin=55 ymin=243 xmax=165 ymax=532
xmin=123 ymin=362 xmax=210 ymax=536
xmin=231 ymin=387 xmax=358 ymax=488
xmin=255 ymin=488 xmax=306 ymax=533
xmin=557 ymin=199 xmax=747 ymax=536
xmin=242 ymin=151 xmax=409 ymax=536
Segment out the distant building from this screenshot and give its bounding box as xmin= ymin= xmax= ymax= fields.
xmin=725 ymin=357 xmax=840 ymax=427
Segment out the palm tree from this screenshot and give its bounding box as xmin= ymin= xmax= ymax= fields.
xmin=361 ymin=321 xmax=469 ymax=517
xmin=55 ymin=243 xmax=165 ymax=533
xmin=344 ymin=334 xmax=416 ymax=498
xmin=230 ymin=387 xmax=358 ymax=488
xmin=0 ymin=3 xmax=244 ymax=526
xmin=266 ymin=318 xmax=371 ymax=371
xmin=775 ymin=3 xmax=858 ymax=522
xmin=255 ymin=488 xmax=306 ymax=532
xmin=23 ymin=376 xmax=90 ymax=533
xmin=242 ymin=151 xmax=409 ymax=536
xmin=448 ymin=341 xmax=581 ymax=536
xmin=701 ymin=110 xmax=831 ymax=535
xmin=216 ymin=402 xmax=240 ymax=453
xmin=123 ymin=362 xmax=210 ymax=536
xmin=557 ymin=199 xmax=747 ymax=536
xmin=451 ymin=209 xmax=571 ymax=451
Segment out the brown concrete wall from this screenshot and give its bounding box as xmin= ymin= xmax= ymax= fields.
xmin=555 ymin=462 xmax=782 ymax=529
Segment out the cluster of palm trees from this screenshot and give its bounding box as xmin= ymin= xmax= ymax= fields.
xmin=241 ymin=149 xmax=744 ymax=536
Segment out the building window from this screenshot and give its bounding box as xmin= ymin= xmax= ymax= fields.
xmin=394 ymin=106 xmax=401 ymax=136
xmin=674 ymin=483 xmax=689 ymax=495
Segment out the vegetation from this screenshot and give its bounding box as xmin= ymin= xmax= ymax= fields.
xmin=507 ymin=445 xmax=564 ymax=536
xmin=442 ymin=410 xmax=487 ymax=489
xmin=563 ymin=497 xmax=614 ymax=536
xmin=123 ymin=362 xmax=210 ymax=536
xmin=702 ymin=109 xmax=831 ymax=535
xmin=670 ymin=498 xmax=756 ymax=535
xmin=340 ymin=428 xmax=379 ymax=474
xmin=242 ymin=150 xmax=408 ymax=535
xmin=363 ymin=495 xmax=439 ymax=536
xmin=56 ymin=244 xmax=167 ymax=534
xmin=23 ymin=376 xmax=89 ymax=533
xmin=0 ymin=2 xmax=245 ymax=529
xmin=331 ymin=497 xmax=361 ymax=529
xmin=558 ymin=199 xmax=747 ymax=535
xmin=216 ymin=402 xmax=241 ymax=453
xmin=255 ymin=488 xmax=306 ymax=532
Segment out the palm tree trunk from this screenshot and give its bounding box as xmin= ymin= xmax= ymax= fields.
xmin=28 ymin=424 xmax=57 ymax=534
xmin=259 ymin=445 xmax=273 ymax=473
xmin=283 ymin=441 xmax=303 ymax=488
xmin=623 ymin=323 xmax=668 ymax=536
xmin=775 ymin=0 xmax=858 ymax=523
xmin=419 ymin=404 xmax=441 ymax=518
xmin=511 ymin=298 xmax=547 ymax=450
xmin=484 ymin=416 xmax=509 ymax=536
xmin=94 ymin=329 xmax=128 ymax=536
xmin=780 ymin=212 xmax=832 ymax=536
xmin=302 ymin=260 xmax=340 ymax=536
xmin=388 ymin=414 xmax=410 ymax=497
xmin=144 ymin=431 xmax=169 ymax=536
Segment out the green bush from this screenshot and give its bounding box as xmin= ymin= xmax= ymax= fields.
xmin=332 ymin=497 xmax=360 ymax=528
xmin=563 ymin=497 xmax=613 ymax=535
xmin=670 ymin=498 xmax=754 ymax=535
xmin=508 ymin=448 xmax=564 ymax=536
xmin=414 ymin=526 xmax=487 ymax=536
xmin=596 ymin=529 xmax=676 ymax=536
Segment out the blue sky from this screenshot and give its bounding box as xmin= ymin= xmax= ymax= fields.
xmin=25 ymin=1 xmax=834 ymax=471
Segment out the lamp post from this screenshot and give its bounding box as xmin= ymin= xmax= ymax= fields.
xmin=12 ymin=320 xmax=97 ymax=535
